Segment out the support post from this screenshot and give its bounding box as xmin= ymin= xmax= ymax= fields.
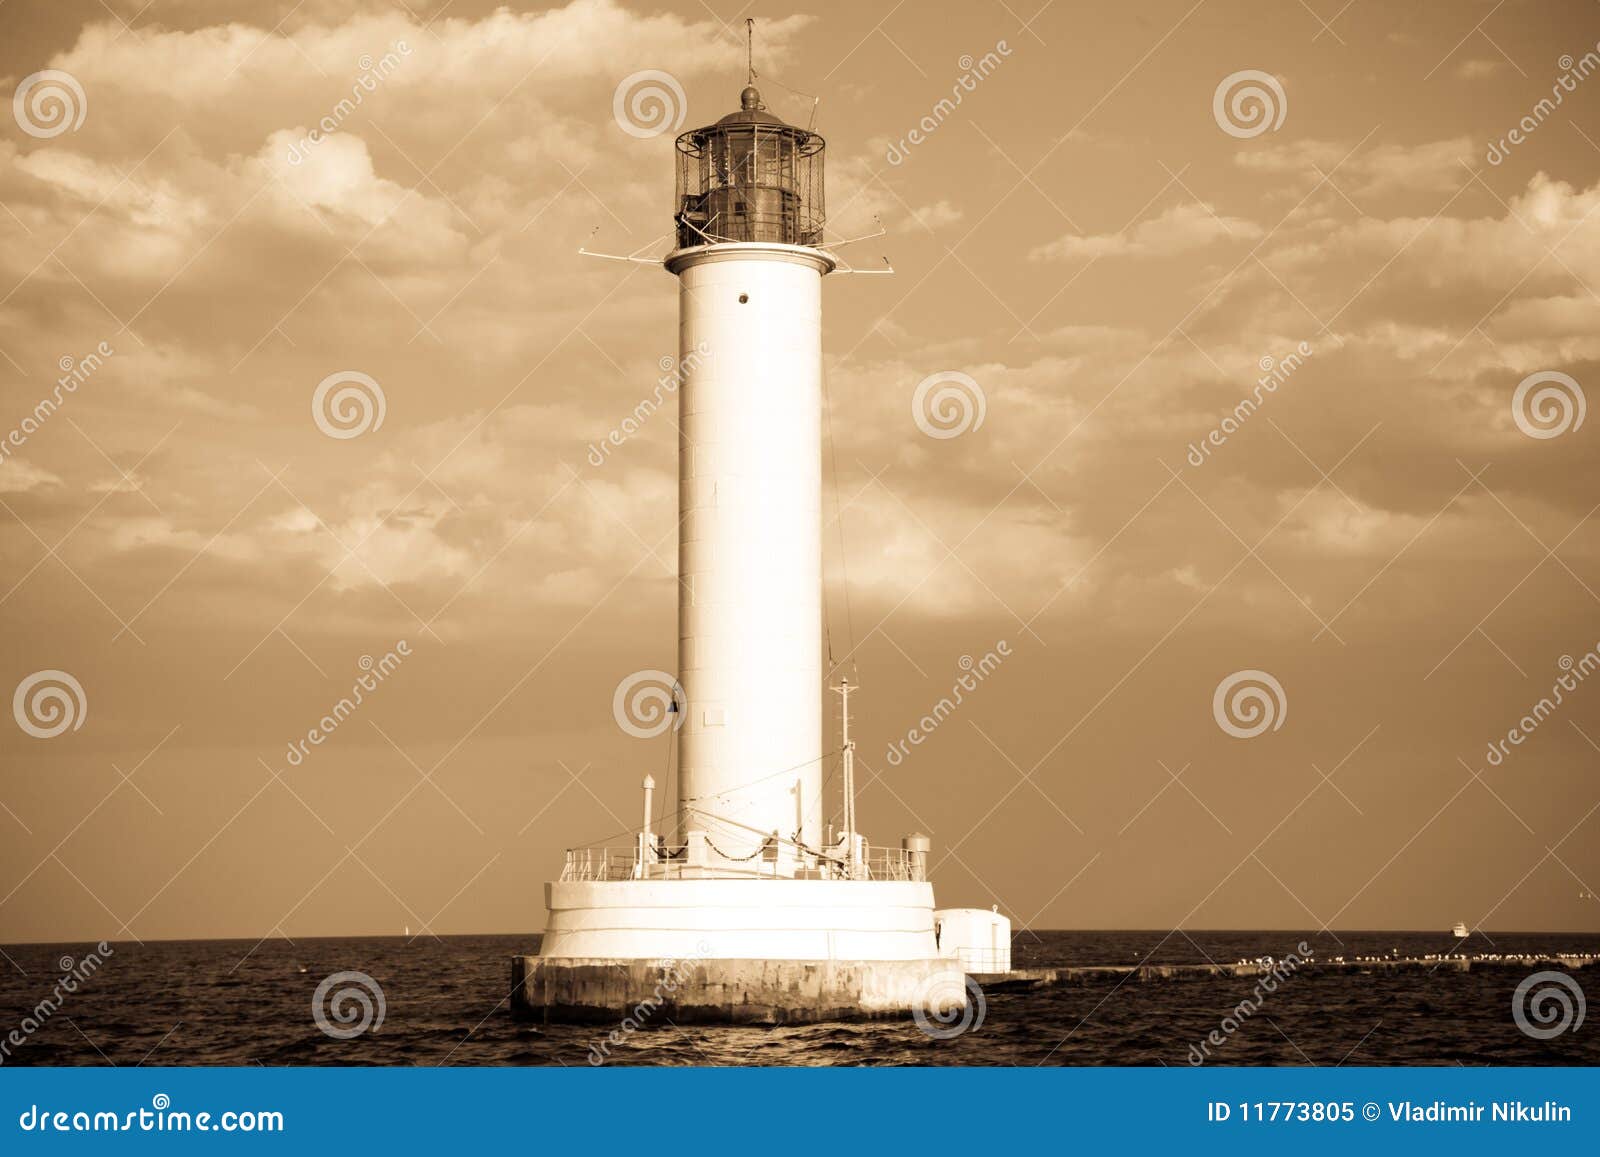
xmin=636 ymin=774 xmax=656 ymax=877
xmin=831 ymin=678 xmax=858 ymax=879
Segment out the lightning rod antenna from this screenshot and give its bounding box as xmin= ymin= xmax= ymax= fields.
xmin=746 ymin=18 xmax=755 ymax=85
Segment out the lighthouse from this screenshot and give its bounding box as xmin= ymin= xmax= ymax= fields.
xmin=669 ymin=81 xmax=829 ymax=873
xmin=512 ymin=69 xmax=1002 ymax=1024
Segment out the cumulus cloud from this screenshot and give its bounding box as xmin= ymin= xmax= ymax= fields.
xmin=1235 ymin=136 xmax=1475 ymax=199
xmin=2 ymin=0 xmax=1596 ymax=941
xmin=1272 ymin=173 xmax=1600 ymax=301
xmin=1031 ymin=201 xmax=1263 ymax=262
xmin=0 ymin=458 xmax=62 ymax=493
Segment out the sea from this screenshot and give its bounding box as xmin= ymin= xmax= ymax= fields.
xmin=1 ymin=931 xmax=1595 ymax=1066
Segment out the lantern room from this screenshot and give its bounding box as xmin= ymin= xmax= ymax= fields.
xmin=673 ymin=85 xmax=825 ymax=250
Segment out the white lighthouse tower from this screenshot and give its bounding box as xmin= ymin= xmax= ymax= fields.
xmin=669 ymin=81 xmax=829 ymax=870
xmin=513 ymin=70 xmax=993 ymax=1024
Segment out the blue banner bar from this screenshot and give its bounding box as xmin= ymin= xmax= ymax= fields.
xmin=2 ymin=1067 xmax=1595 ymax=1153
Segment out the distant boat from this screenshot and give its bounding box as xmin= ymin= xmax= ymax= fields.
xmin=1452 ymin=921 xmax=1469 ymax=939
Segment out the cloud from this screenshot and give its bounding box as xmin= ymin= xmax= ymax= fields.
xmin=1271 ymin=173 xmax=1600 ymax=303
xmin=3 ymin=0 xmax=1598 ymax=943
xmin=0 ymin=458 xmax=62 ymax=493
xmin=1031 ymin=202 xmax=1264 ymax=262
xmin=106 ymin=514 xmax=262 ymax=562
xmin=1346 ymin=138 xmax=1473 ymax=198
xmin=907 ymin=199 xmax=964 ymax=230
xmin=1235 ymin=136 xmax=1473 ymax=199
xmin=1275 ymin=488 xmax=1431 ymax=555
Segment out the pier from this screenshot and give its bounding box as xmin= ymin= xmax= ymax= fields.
xmin=973 ymin=953 xmax=1600 ymax=992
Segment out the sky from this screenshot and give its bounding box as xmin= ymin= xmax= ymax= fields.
xmin=1 ymin=0 xmax=1598 ymax=949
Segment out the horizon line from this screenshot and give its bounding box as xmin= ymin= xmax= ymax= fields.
xmin=4 ymin=927 xmax=1599 ymax=949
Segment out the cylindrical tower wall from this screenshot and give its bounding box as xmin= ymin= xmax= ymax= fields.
xmin=672 ymin=246 xmax=828 ymax=869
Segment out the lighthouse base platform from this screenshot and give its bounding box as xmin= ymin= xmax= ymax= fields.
xmin=514 ymin=877 xmax=964 ymax=1024
xmin=510 ymin=954 xmax=962 ymax=1025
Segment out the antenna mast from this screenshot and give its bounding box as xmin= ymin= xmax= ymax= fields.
xmin=747 ymin=18 xmax=756 ymax=85
xmin=832 ymin=676 xmax=858 ymax=878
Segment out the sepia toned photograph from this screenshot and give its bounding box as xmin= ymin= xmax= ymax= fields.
xmin=1 ymin=0 xmax=1597 ymax=1113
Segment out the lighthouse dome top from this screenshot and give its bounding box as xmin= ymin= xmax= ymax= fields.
xmin=672 ymin=85 xmax=826 ymax=250
xmin=706 ymin=84 xmax=789 ymax=128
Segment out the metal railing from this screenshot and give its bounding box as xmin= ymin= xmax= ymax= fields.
xmin=559 ymin=847 xmax=693 ymax=882
xmin=860 ymin=846 xmax=919 ymax=881
xmin=558 ymin=843 xmax=926 ymax=883
xmin=559 ymin=848 xmax=636 ymax=882
xmin=950 ymin=946 xmax=1009 ymax=972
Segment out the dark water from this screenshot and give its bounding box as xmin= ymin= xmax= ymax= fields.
xmin=1 ymin=931 xmax=1595 ymax=1066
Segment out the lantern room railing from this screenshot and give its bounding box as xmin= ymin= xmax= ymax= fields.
xmin=674 ymin=121 xmax=825 ymax=249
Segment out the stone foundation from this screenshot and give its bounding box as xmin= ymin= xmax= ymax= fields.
xmin=510 ymin=955 xmax=964 ymax=1025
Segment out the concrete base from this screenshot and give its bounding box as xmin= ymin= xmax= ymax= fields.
xmin=934 ymin=906 xmax=1012 ymax=973
xmin=540 ymin=878 xmax=941 ymax=961
xmin=510 ymin=954 xmax=964 ymax=1025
